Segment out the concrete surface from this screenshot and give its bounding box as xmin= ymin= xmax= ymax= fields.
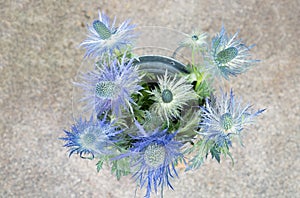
xmin=0 ymin=0 xmax=299 ymax=197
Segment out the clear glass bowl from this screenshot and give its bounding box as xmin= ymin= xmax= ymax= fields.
xmin=72 ymin=26 xmax=195 ymax=119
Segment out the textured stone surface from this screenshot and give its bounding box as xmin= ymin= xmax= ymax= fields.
xmin=0 ymin=0 xmax=299 ymax=197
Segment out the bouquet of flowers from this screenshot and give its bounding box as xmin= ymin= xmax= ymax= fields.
xmin=60 ymin=11 xmax=265 ymax=198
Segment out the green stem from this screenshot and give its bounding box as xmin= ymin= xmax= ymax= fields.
xmin=191 ymin=48 xmax=195 ymax=66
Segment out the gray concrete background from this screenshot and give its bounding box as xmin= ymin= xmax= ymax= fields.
xmin=0 ymin=0 xmax=299 ymax=197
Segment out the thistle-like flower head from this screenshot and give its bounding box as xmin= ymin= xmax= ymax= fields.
xmin=199 ymin=89 xmax=265 ymax=146
xmin=150 ymin=71 xmax=197 ymax=125
xmin=121 ymin=121 xmax=184 ymax=198
xmin=207 ymin=26 xmax=259 ymax=80
xmin=76 ymin=54 xmax=143 ymax=117
xmin=60 ymin=116 xmax=122 ymax=159
xmin=181 ymin=30 xmax=207 ymax=51
xmin=80 ymin=11 xmax=136 ymax=58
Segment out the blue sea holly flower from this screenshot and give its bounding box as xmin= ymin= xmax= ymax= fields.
xmin=120 ymin=121 xmax=184 ymax=198
xmin=150 ymin=71 xmax=198 ymax=126
xmin=207 ymin=26 xmax=259 ymax=80
xmin=199 ymin=90 xmax=265 ymax=146
xmin=76 ymin=55 xmax=143 ymax=117
xmin=80 ymin=11 xmax=136 ymax=58
xmin=60 ymin=116 xmax=122 ymax=159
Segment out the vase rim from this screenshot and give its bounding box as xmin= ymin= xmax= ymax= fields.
xmin=132 ymin=55 xmax=189 ymax=74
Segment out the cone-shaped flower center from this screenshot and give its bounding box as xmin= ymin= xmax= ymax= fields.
xmin=216 ymin=47 xmax=238 ymax=64
xmin=220 ymin=113 xmax=234 ymax=131
xmin=95 ymin=81 xmax=116 ymax=99
xmin=80 ymin=126 xmax=98 ymax=146
xmin=82 ymin=133 xmax=96 ymax=145
xmin=144 ymin=144 xmax=166 ymax=168
xmin=192 ymin=35 xmax=198 ymax=41
xmin=161 ymin=89 xmax=173 ymax=103
xmin=93 ymin=20 xmax=112 ymax=40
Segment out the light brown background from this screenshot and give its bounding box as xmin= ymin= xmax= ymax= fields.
xmin=1 ymin=0 xmax=299 ymax=197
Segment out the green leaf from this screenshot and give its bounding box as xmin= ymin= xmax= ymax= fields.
xmin=96 ymin=157 xmax=108 ymax=172
xmin=210 ymin=146 xmax=221 ymax=163
xmin=187 ymin=154 xmax=204 ymax=171
xmin=111 ymin=158 xmax=131 ymax=180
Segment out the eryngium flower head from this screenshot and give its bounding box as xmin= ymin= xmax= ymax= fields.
xmin=207 ymin=26 xmax=259 ymax=80
xmin=60 ymin=116 xmax=122 ymax=159
xmin=80 ymin=11 xmax=136 ymax=58
xmin=199 ymin=89 xmax=265 ymax=146
xmin=76 ymin=55 xmax=143 ymax=117
xmin=121 ymin=121 xmax=184 ymax=198
xmin=181 ymin=30 xmax=207 ymax=51
xmin=150 ymin=71 xmax=197 ymax=125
